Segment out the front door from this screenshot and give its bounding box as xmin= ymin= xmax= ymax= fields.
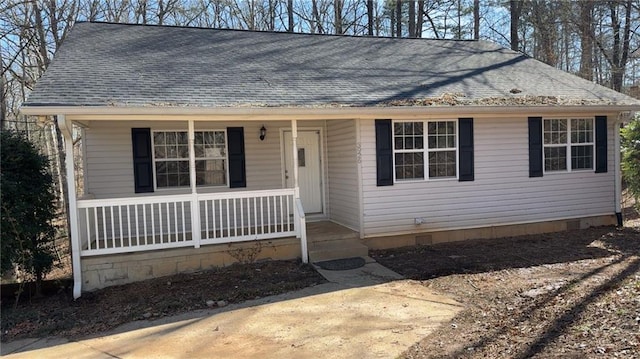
xmin=284 ymin=130 xmax=323 ymax=214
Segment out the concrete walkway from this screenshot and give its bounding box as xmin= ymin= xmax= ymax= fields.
xmin=2 ymin=261 xmax=463 ymax=359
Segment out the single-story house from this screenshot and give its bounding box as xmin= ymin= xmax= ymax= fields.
xmin=22 ymin=22 xmax=640 ymax=298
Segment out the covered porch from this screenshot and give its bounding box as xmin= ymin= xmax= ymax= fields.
xmin=58 ymin=115 xmax=362 ymax=297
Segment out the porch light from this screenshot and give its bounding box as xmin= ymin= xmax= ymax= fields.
xmin=259 ymin=125 xmax=267 ymax=141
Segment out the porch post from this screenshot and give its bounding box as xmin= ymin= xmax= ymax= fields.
xmin=188 ymin=120 xmax=201 ymax=247
xmin=291 ymin=119 xmax=300 ymax=197
xmin=58 ymin=115 xmax=82 ymax=299
xmin=291 ymin=119 xmax=308 ymax=263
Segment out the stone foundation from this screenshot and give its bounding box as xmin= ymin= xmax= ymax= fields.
xmin=81 ymin=237 xmax=300 ymax=292
xmin=362 ymin=215 xmax=617 ymax=250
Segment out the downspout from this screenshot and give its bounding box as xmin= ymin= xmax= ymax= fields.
xmin=615 ymin=111 xmax=635 ymax=226
xmin=57 ymin=115 xmax=82 ymax=299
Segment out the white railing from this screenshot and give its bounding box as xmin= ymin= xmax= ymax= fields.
xmin=76 ymin=189 xmax=302 ymax=257
xmin=77 ymin=194 xmax=195 ymax=256
xmin=198 ymin=189 xmax=296 ymax=244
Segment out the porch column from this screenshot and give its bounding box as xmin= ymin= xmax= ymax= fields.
xmin=188 ymin=120 xmax=201 ymax=247
xmin=291 ymin=119 xmax=300 ymax=197
xmin=58 ymin=115 xmax=82 ymax=299
xmin=291 ymin=119 xmax=308 ymax=263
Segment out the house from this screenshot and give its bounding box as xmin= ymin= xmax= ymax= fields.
xmin=22 ymin=22 xmax=640 ymax=298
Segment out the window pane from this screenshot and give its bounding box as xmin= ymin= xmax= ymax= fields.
xmin=395 ymin=137 xmax=403 ymax=149
xmin=195 ymin=132 xmax=204 ymax=145
xmin=571 ymin=145 xmax=593 ymax=170
xmin=195 ymin=144 xmax=204 ymax=157
xmin=215 ymin=131 xmax=225 ymax=144
xmin=154 ymin=132 xmax=165 ymax=145
xmin=428 ymin=151 xmax=456 ymax=178
xmin=394 ymin=153 xmax=424 ymax=180
xmin=177 ymin=132 xmax=188 ymax=145
xmin=544 ymin=147 xmax=567 ymax=171
xmin=394 ymin=123 xmax=403 ymax=135
xmin=415 ymin=136 xmax=423 ymax=149
xmin=404 ymin=137 xmax=414 ymax=150
xmin=166 ymin=132 xmax=177 ymax=145
xmin=178 ymin=145 xmax=189 ymax=158
xmin=156 ymin=174 xmax=168 ymax=188
xmin=166 ymin=145 xmax=178 ymax=158
xmin=156 ymin=161 xmax=167 ymax=174
xmin=414 ymin=122 xmax=423 ymax=135
xmin=154 ymin=146 xmax=166 ymax=159
xmin=544 ymin=119 xmax=567 ymax=144
xmin=570 ymin=118 xmax=593 ymax=144
xmin=196 ymin=160 xmax=226 ymax=186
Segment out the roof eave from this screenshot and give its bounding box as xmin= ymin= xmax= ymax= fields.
xmin=20 ymin=104 xmax=640 ymax=120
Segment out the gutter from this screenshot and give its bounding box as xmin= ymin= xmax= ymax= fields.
xmin=615 ymin=111 xmax=636 ymax=226
xmin=21 ymin=104 xmax=640 ymax=119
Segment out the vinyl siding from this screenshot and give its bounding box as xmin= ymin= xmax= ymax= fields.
xmin=84 ymin=120 xmax=313 ymax=199
xmin=359 ymin=116 xmax=617 ymax=237
xmin=327 ymin=120 xmax=359 ymax=230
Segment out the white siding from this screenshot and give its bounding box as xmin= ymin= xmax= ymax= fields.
xmin=359 ymin=116 xmax=617 ymax=237
xmin=85 ymin=120 xmax=304 ymax=199
xmin=327 ymin=120 xmax=360 ymax=230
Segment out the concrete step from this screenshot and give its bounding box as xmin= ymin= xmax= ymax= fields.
xmin=309 ymin=239 xmax=369 ymax=263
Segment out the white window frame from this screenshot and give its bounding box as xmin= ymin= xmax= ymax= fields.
xmin=542 ymin=118 xmax=595 ymax=174
xmin=151 ymin=129 xmax=229 ymax=190
xmin=392 ymin=119 xmax=459 ymax=183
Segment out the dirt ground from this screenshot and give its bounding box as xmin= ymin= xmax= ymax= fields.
xmin=0 ymin=260 xmax=325 ymax=342
xmin=2 ymin=202 xmax=639 ymax=358
xmin=373 ymin=215 xmax=640 ymax=357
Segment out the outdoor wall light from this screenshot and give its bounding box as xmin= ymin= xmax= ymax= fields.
xmin=259 ymin=126 xmax=267 ymax=141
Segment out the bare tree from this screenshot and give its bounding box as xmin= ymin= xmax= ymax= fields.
xmin=510 ymin=0 xmax=522 ymax=51
xmin=396 ymin=0 xmax=402 ymax=37
xmin=473 ymin=0 xmax=479 ymax=40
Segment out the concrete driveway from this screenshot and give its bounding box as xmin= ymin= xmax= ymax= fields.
xmin=2 ymin=263 xmax=463 ymax=358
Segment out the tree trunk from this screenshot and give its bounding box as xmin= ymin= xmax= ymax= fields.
xmin=334 ymin=0 xmax=343 ymax=34
xmin=610 ymin=0 xmax=632 ymax=92
xmin=367 ymin=0 xmax=374 ymax=35
xmin=288 ymin=0 xmax=294 ymax=32
xmin=510 ymin=0 xmax=520 ymax=51
xmin=417 ymin=1 xmax=424 ymax=38
xmin=396 ymin=0 xmax=402 ymax=37
xmin=578 ymin=1 xmax=593 ymax=80
xmin=473 ymin=0 xmax=480 ymax=40
xmin=409 ymin=0 xmax=415 ymax=38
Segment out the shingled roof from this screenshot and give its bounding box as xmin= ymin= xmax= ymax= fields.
xmin=23 ymin=21 xmax=640 ymax=109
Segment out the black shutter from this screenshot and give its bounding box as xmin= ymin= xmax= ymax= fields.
xmin=227 ymin=127 xmax=246 ymax=188
xmin=528 ymin=117 xmax=543 ymax=177
xmin=131 ymin=128 xmax=154 ymax=193
xmin=458 ymin=118 xmax=474 ymax=181
xmin=375 ymin=119 xmax=393 ymax=186
xmin=595 ymin=116 xmax=607 ymax=173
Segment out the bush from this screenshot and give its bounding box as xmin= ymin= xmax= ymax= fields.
xmin=621 ymin=116 xmax=640 ymax=209
xmin=1 ymin=130 xmax=57 ymax=295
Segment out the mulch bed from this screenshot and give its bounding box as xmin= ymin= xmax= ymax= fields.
xmin=1 ymin=260 xmax=325 ymax=342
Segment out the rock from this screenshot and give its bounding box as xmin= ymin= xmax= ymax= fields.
xmin=217 ymin=300 xmax=228 ymax=307
xmin=143 ymin=312 xmax=152 ymax=319
xmin=206 ymin=300 xmax=215 ymax=307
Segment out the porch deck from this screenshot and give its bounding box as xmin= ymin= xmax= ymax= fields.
xmin=81 ymin=219 xmax=365 ymax=263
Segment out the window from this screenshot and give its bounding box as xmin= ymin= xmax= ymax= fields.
xmin=393 ymin=120 xmax=457 ymax=181
xmin=153 ymin=130 xmax=227 ymax=189
xmin=543 ymin=118 xmax=593 ymax=172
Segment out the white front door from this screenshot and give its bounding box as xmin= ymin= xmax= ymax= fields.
xmin=284 ymin=130 xmax=323 ymax=214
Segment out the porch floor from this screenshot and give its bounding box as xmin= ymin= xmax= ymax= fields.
xmin=83 ymin=220 xmax=365 ymax=262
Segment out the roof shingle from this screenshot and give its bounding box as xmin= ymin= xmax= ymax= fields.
xmin=23 ymin=22 xmax=640 ymax=108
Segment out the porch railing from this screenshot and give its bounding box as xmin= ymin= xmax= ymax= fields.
xmin=76 ymin=188 xmax=304 ymax=259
